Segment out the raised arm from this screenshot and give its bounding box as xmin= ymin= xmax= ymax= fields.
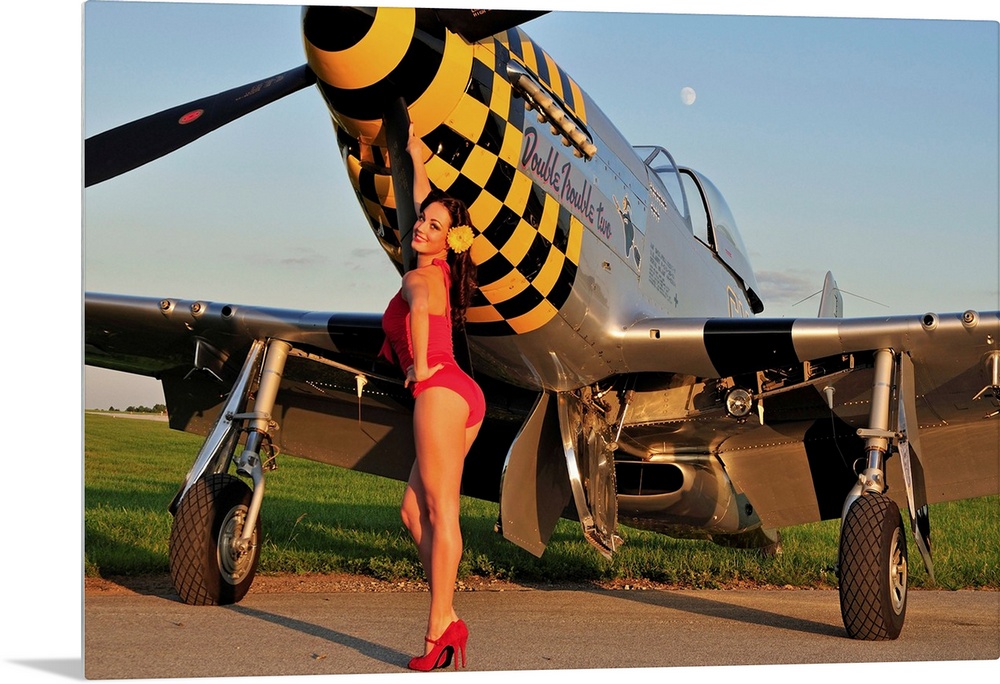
xmin=407 ymin=124 xmax=432 ymax=215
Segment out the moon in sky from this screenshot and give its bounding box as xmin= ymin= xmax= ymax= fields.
xmin=680 ymin=86 xmax=697 ymax=105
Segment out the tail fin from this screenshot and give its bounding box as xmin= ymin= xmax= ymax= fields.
xmin=817 ymin=271 xmax=843 ymax=318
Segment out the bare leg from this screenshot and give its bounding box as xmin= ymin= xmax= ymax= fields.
xmin=404 ymin=386 xmax=481 ymax=652
xmin=401 ymin=464 xmax=432 ymax=585
xmin=400 ymin=418 xmax=482 ymax=597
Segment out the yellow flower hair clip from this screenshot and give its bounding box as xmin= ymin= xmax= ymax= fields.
xmin=446 ymin=224 xmax=475 ymax=253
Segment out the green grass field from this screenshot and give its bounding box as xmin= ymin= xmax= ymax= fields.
xmin=84 ymin=412 xmax=999 ymax=589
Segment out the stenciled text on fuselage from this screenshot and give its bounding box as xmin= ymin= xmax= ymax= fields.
xmin=519 ymin=126 xmax=614 ymax=240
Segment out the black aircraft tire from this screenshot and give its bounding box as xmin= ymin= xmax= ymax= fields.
xmin=168 ymin=473 xmax=261 ymax=606
xmin=838 ymin=492 xmax=908 ymax=640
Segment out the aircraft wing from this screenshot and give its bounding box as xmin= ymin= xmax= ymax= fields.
xmin=615 ymin=310 xmax=1000 ymax=529
xmin=85 ymin=292 xmax=532 ymax=498
xmin=85 ymin=292 xmax=388 ymax=380
xmin=85 ymin=292 xmax=424 ymax=480
xmin=621 ymin=311 xmax=1000 ymax=381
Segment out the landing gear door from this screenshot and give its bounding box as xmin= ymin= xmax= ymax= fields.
xmin=898 ymin=352 xmax=933 ymax=580
xmin=497 ymin=392 xmax=572 ymax=557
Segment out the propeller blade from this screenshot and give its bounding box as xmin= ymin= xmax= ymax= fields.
xmin=85 ymin=64 xmax=317 ymax=187
xmin=383 ymin=97 xmax=416 ymax=272
xmin=434 ymin=9 xmax=548 ymax=43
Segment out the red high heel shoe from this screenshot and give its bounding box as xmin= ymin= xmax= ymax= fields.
xmin=407 ymin=619 xmax=468 ymax=671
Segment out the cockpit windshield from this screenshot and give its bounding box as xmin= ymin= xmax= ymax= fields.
xmin=634 ymin=146 xmax=687 ymax=220
xmin=634 ymin=144 xmax=763 ymax=313
xmin=681 ymin=167 xmax=763 ymax=313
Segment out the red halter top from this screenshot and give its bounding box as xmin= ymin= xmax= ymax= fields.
xmin=379 ymin=259 xmax=454 ymax=371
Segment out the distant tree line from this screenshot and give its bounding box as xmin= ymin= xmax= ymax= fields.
xmin=99 ymin=404 xmax=168 ymax=414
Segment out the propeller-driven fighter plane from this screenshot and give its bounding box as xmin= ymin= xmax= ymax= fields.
xmin=84 ymin=5 xmax=999 ymax=641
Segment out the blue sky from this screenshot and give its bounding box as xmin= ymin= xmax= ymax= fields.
xmin=80 ymin=1 xmax=999 ymax=409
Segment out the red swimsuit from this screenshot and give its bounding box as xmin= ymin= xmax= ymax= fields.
xmin=380 ymin=260 xmax=486 ymax=428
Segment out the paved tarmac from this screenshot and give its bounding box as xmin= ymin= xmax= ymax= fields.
xmin=84 ymin=585 xmax=999 ymax=680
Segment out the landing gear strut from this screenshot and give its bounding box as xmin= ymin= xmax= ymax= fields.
xmin=167 ymin=338 xmax=290 ymax=605
xmin=837 ymin=349 xmax=909 ymax=640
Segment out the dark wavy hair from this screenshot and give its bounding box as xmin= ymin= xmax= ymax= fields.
xmin=419 ymin=189 xmax=478 ymax=330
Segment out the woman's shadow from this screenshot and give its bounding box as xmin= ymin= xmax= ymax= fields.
xmin=225 ymin=603 xmax=409 ymax=670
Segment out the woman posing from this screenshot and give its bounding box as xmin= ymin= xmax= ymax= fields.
xmin=379 ymin=126 xmax=485 ymax=671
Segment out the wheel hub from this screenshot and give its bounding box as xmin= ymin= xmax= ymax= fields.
xmin=888 ymin=527 xmax=907 ymax=614
xmin=218 ymin=504 xmax=257 ymax=585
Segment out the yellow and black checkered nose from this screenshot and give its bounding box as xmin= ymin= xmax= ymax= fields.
xmin=303 ymin=7 xmax=585 ymax=338
xmin=303 ymin=6 xmax=468 ymax=145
